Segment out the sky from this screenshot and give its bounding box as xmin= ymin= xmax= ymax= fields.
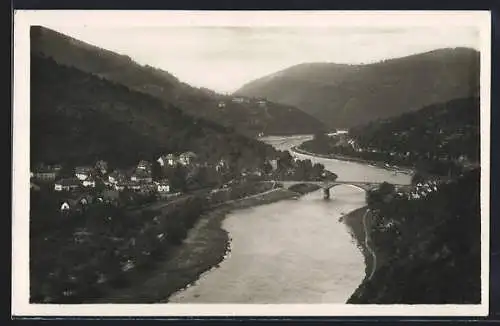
xmin=44 ymin=25 xmax=480 ymax=94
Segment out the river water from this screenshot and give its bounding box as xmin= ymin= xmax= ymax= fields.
xmin=168 ymin=135 xmax=411 ymax=303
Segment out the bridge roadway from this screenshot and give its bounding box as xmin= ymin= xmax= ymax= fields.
xmin=275 ymin=180 xmax=410 ymax=199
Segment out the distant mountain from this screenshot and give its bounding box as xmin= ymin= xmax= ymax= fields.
xmin=31 ymin=53 xmax=279 ymax=169
xmin=235 ymin=48 xmax=480 ymax=128
xmin=31 ymin=26 xmax=327 ymax=137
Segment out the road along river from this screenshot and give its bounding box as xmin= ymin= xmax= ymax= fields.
xmin=168 ymin=135 xmax=411 ymax=303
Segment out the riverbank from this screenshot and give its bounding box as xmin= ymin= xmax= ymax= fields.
xmin=94 ymin=187 xmax=310 ymax=303
xmin=341 ymin=206 xmax=375 ymax=283
xmin=292 ymin=146 xmax=414 ymax=175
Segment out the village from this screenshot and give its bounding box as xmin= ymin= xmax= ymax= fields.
xmin=32 ymin=151 xmax=240 ymax=212
xmin=29 ymin=149 xmax=311 ymax=215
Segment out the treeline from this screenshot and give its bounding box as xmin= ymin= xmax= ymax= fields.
xmin=349 ymin=168 xmax=480 ymax=304
xmin=270 ymin=151 xmax=336 ymax=182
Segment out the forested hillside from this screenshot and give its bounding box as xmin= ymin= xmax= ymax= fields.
xmin=300 ymin=97 xmax=479 ymax=176
xmin=349 ymin=97 xmax=480 ymax=162
xmin=31 ymin=26 xmax=326 ymax=136
xmin=31 ymin=54 xmax=278 ymax=169
xmin=349 ymin=168 xmax=481 ymax=304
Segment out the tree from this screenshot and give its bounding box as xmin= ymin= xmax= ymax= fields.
xmin=166 ymin=165 xmax=188 ymax=192
xmin=151 ymin=161 xmax=163 ymax=180
xmin=367 ymin=182 xmax=396 ymax=208
xmin=277 ymin=151 xmax=293 ymax=171
xmin=411 ymin=171 xmax=426 ymax=185
xmin=261 ymin=160 xmax=273 ymax=175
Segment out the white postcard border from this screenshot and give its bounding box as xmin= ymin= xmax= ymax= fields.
xmin=12 ymin=10 xmax=491 ymax=317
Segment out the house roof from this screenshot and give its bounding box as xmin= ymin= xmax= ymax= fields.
xmin=137 ymin=160 xmax=152 ymax=167
xmin=75 ymin=166 xmax=93 ymax=172
xmin=55 ymin=178 xmax=81 ymax=187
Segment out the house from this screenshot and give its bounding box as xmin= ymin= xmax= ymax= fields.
xmin=75 ymin=166 xmax=94 ymax=181
xmin=137 ymin=160 xmax=152 ymax=172
xmin=78 ymin=194 xmax=93 ymax=206
xmin=165 ymin=154 xmax=177 ymax=166
xmin=59 ymin=198 xmax=79 ymax=212
xmin=32 ymin=165 xmax=60 ymax=182
xmin=121 ymin=259 xmax=135 ymax=272
xmin=60 ymin=202 xmax=70 ymax=211
xmin=156 ymin=179 xmax=170 ymax=193
xmin=114 ymin=183 xmax=126 ymax=191
xmin=95 ymin=160 xmax=108 ymax=175
xmin=269 ymin=159 xmax=278 ymax=171
xmin=54 ymin=178 xmax=81 ymax=192
xmin=215 ymin=158 xmax=228 ymax=172
xmin=179 ymin=151 xmax=197 ymax=166
xmin=257 ymin=99 xmax=267 ymax=107
xmin=82 ymin=177 xmax=96 ymax=188
xmin=108 ymin=170 xmax=126 ymax=184
xmin=231 ymin=97 xmax=246 ymax=103
xmin=130 ymin=169 xmax=152 ymax=183
xmin=157 ymin=155 xmax=167 ymax=167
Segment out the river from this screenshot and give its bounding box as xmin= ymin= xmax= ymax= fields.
xmin=168 ymin=134 xmax=411 ymax=303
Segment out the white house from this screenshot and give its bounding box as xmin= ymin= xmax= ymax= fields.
xmin=215 ymin=158 xmax=228 ymax=172
xmin=108 ymin=170 xmax=126 ymax=184
xmin=137 ymin=160 xmax=152 ymax=172
xmin=75 ymin=166 xmax=94 ymax=181
xmin=157 ymin=154 xmax=177 ymax=167
xmin=232 ymin=97 xmax=246 ymax=103
xmin=60 ymin=202 xmax=70 ymax=211
xmin=156 ymin=180 xmax=170 ymax=193
xmin=82 ymin=178 xmax=96 ymax=188
xmin=179 ymin=151 xmax=197 ymax=166
xmin=54 ymin=178 xmax=81 ymax=192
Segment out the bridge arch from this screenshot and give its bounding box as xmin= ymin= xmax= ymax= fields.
xmin=322 ymin=182 xmax=370 ymax=199
xmin=325 ymin=183 xmax=368 ymax=193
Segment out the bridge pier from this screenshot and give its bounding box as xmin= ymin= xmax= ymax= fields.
xmin=323 ymin=187 xmax=330 ymax=200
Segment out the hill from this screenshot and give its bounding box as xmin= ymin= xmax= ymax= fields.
xmin=235 ymin=48 xmax=480 ymax=128
xmin=30 ymin=53 xmax=279 ymax=169
xmin=300 ymin=97 xmax=480 ymax=177
xmin=30 ymin=26 xmax=327 ymax=137
xmin=349 ymin=97 xmax=480 ymax=162
xmin=348 ymin=168 xmax=480 ymax=304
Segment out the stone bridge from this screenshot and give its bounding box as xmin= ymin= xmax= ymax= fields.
xmin=277 ymin=180 xmax=410 ymax=199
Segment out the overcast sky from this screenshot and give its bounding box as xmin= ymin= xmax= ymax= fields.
xmin=45 ymin=25 xmax=479 ymax=94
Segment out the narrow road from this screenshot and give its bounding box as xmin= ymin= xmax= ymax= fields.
xmin=362 ymin=208 xmax=377 ymax=280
